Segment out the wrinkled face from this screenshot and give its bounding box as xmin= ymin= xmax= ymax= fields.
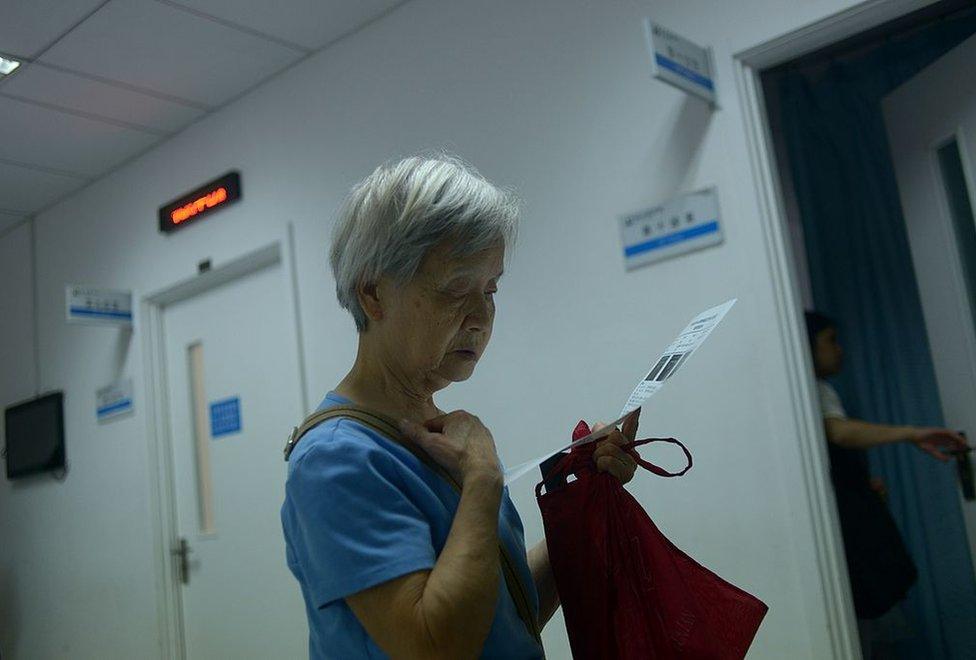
xmin=373 ymin=239 xmax=503 ymax=390
xmin=813 ymin=326 xmax=843 ymax=377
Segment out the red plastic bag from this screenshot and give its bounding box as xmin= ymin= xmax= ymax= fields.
xmin=536 ymin=421 xmax=768 ymax=659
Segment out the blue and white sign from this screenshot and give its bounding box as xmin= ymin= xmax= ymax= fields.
xmin=643 ymin=20 xmax=717 ymax=107
xmin=210 ymin=396 xmax=241 ymax=438
xmin=619 ymin=187 xmax=723 ymax=270
xmin=66 ymin=285 xmax=133 ymax=326
xmin=96 ymin=377 xmax=133 ymax=421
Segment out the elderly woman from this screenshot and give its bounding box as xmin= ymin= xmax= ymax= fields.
xmin=281 ymin=155 xmax=639 ymax=659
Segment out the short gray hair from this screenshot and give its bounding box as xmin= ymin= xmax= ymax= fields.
xmin=330 ymin=154 xmax=520 ymax=332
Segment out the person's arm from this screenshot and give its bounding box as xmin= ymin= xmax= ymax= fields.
xmin=824 ymin=417 xmax=967 ymax=460
xmin=346 ymin=469 xmax=503 ymax=660
xmin=345 ymin=411 xmax=505 ymax=659
xmin=528 ymin=539 xmax=560 ymax=628
xmin=824 ymin=417 xmax=912 ymax=449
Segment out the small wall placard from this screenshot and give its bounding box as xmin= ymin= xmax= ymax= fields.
xmin=210 ymin=396 xmax=241 ymax=438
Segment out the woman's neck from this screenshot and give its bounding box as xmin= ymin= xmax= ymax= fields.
xmin=335 ymin=339 xmax=441 ymax=423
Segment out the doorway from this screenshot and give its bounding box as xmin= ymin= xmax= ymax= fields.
xmin=143 ymin=240 xmax=309 ymax=659
xmin=756 ymin=2 xmax=976 ymax=658
xmin=883 ymin=33 xmax=976 ymax=574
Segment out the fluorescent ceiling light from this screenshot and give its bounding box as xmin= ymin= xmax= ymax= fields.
xmin=0 ymin=55 xmax=21 ymax=76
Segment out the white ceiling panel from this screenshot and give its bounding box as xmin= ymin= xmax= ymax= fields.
xmin=0 ymin=161 xmax=88 ymax=213
xmin=0 ymin=95 xmax=159 ymax=177
xmin=1 ymin=63 xmax=206 ymax=134
xmin=0 ymin=0 xmax=107 ymax=58
xmin=170 ymin=0 xmax=404 ymax=50
xmin=38 ymin=0 xmax=305 ymax=107
xmin=0 ymin=0 xmax=406 ymax=218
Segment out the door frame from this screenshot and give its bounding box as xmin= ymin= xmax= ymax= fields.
xmin=732 ymin=1 xmax=932 ymax=657
xmin=888 ymin=100 xmax=976 ymax=571
xmin=141 ymin=227 xmax=310 ymax=659
xmin=927 ymin=128 xmax=976 ymax=424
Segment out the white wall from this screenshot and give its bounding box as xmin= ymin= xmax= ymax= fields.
xmin=0 ymin=223 xmax=36 ymax=408
xmin=0 ymin=222 xmax=40 ymax=656
xmin=0 ymin=0 xmax=872 ymax=657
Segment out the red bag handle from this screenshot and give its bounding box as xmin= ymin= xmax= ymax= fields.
xmin=626 ymin=437 xmax=693 ymax=477
xmin=536 ymin=436 xmax=693 ymax=497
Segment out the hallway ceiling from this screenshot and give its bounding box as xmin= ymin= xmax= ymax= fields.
xmin=0 ymin=0 xmax=405 ymax=233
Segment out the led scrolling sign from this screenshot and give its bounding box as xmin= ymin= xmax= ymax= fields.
xmin=159 ymin=171 xmax=241 ymax=233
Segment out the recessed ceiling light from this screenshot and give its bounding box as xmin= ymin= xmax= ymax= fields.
xmin=0 ymin=54 xmax=22 ymax=76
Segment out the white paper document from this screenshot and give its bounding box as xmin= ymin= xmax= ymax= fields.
xmin=503 ymin=299 xmax=736 ymax=485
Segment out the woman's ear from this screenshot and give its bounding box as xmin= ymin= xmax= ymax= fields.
xmin=357 ymin=280 xmax=384 ymax=323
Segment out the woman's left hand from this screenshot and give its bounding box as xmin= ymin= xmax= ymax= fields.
xmin=591 ymin=408 xmax=640 ymax=485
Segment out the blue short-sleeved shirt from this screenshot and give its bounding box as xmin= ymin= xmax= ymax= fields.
xmin=281 ymin=391 xmax=544 ymax=659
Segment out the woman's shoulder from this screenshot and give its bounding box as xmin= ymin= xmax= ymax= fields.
xmin=284 ymin=416 xmax=440 ymax=513
xmin=289 ymin=415 xmax=388 ymax=466
xmin=285 ymin=418 xmax=407 ymax=501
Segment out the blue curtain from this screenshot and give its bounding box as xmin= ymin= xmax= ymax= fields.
xmin=775 ymin=14 xmax=976 ymax=659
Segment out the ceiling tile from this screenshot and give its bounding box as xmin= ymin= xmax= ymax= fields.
xmin=170 ymin=0 xmax=404 ymax=50
xmin=0 ymin=0 xmax=107 ymax=59
xmin=0 ymin=161 xmax=88 ymax=215
xmin=0 ymin=95 xmax=159 ymax=177
xmin=1 ymin=63 xmax=206 ymax=134
xmin=38 ymin=0 xmax=304 ymax=107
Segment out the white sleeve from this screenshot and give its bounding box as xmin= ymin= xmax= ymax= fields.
xmin=817 ymin=381 xmax=847 ymax=419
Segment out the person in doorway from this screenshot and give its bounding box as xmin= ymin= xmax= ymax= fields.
xmin=805 ymin=311 xmax=968 ymax=659
xmin=280 ymin=154 xmax=640 ymax=659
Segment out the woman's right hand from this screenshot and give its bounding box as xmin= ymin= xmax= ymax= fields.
xmin=400 ymin=411 xmax=502 ymax=485
xmin=909 ymin=426 xmax=968 ymax=461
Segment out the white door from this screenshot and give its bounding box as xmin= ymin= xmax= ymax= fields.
xmin=161 ymin=250 xmax=307 ymax=658
xmin=883 ymin=33 xmax=976 ymax=572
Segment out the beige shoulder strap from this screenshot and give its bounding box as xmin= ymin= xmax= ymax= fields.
xmin=283 ymin=404 xmax=544 ymax=652
xmin=284 ymin=405 xmax=403 ymax=462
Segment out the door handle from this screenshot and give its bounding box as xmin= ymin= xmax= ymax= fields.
xmin=171 ymin=537 xmax=192 ymax=585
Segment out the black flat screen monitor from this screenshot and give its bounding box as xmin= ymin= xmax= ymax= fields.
xmin=4 ymin=392 xmax=65 ymax=479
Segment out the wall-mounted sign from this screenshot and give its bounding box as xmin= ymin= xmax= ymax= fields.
xmin=66 ymin=285 xmax=133 ymax=326
xmin=96 ymin=377 xmax=133 ymax=421
xmin=159 ymin=171 xmax=241 ymax=233
xmin=210 ymin=396 xmax=242 ymax=438
xmin=643 ymin=20 xmax=717 ymax=107
xmin=619 ymin=187 xmax=724 ymax=270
